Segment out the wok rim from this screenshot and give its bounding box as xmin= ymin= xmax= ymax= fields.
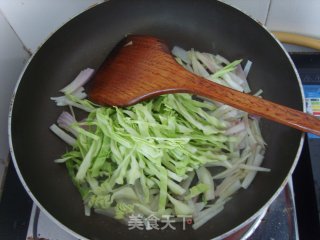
xmin=7 ymin=1 xmax=305 ymax=239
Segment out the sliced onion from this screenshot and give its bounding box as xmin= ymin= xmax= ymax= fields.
xmin=239 ymin=164 xmax=270 ymax=172
xmin=60 ymin=68 xmax=94 ymax=94
xmin=215 ymin=54 xmax=230 ymax=65
xmin=57 ymin=111 xmax=78 ymax=136
xmin=222 ymin=73 xmax=244 ymax=92
xmin=195 ymin=51 xmax=218 ymax=73
xmin=172 ymin=46 xmax=191 ymax=64
xmin=225 ymin=121 xmax=245 ymax=135
xmin=49 ymin=124 xmax=76 ymax=146
xmin=243 ymin=60 xmax=253 ymax=77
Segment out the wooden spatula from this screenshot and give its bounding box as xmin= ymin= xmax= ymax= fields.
xmin=88 ymin=35 xmax=320 ymax=136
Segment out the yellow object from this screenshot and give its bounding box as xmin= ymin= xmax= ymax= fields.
xmin=272 ymin=31 xmax=320 ymax=51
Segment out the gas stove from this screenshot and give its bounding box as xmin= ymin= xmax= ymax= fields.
xmin=0 ymin=151 xmax=299 ymax=240
xmin=0 ymin=53 xmax=320 ymax=240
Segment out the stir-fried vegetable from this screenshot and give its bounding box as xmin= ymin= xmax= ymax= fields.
xmin=50 ymin=46 xmax=268 ymax=230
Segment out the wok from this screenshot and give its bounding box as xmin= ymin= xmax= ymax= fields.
xmin=9 ymin=0 xmax=304 ymax=239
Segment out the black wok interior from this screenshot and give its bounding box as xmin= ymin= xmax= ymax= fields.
xmin=10 ymin=0 xmax=303 ymax=239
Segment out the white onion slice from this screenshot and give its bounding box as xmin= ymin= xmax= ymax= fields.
xmin=60 ymin=68 xmax=94 ymax=94
xmin=243 ymin=60 xmax=253 ymax=77
xmin=49 ymin=124 xmax=76 ymax=146
xmin=172 ymin=46 xmax=191 ymax=64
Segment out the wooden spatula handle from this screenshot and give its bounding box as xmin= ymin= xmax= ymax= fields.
xmin=191 ymin=77 xmax=318 ymax=135
xmin=88 ymin=35 xmax=319 ymax=135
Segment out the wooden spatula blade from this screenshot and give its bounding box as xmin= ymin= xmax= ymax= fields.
xmin=88 ymin=35 xmax=189 ymax=106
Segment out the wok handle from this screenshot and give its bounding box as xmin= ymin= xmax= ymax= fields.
xmin=272 ymin=31 xmax=320 ymax=51
xmin=190 ymin=78 xmax=320 ymax=136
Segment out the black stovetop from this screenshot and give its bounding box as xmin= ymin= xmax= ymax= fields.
xmin=291 ymin=53 xmax=320 ymax=239
xmin=0 ymin=53 xmax=320 ymax=240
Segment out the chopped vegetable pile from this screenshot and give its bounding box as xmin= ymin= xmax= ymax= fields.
xmin=50 ymin=46 xmax=268 ymax=230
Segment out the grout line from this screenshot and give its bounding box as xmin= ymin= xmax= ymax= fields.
xmin=0 ymin=9 xmax=32 ymax=56
xmin=265 ymin=0 xmax=273 ymax=26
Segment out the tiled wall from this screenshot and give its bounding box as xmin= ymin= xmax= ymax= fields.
xmin=0 ymin=0 xmax=319 ymax=188
xmin=266 ymin=0 xmax=320 ymax=52
xmin=0 ymin=0 xmax=105 ymax=193
xmin=0 ymin=11 xmax=30 ymax=193
xmin=0 ymin=0 xmax=104 ymax=53
xmin=267 ymin=0 xmax=320 ymax=38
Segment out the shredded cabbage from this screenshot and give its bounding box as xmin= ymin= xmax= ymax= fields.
xmin=50 ymin=46 xmax=268 ymax=230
